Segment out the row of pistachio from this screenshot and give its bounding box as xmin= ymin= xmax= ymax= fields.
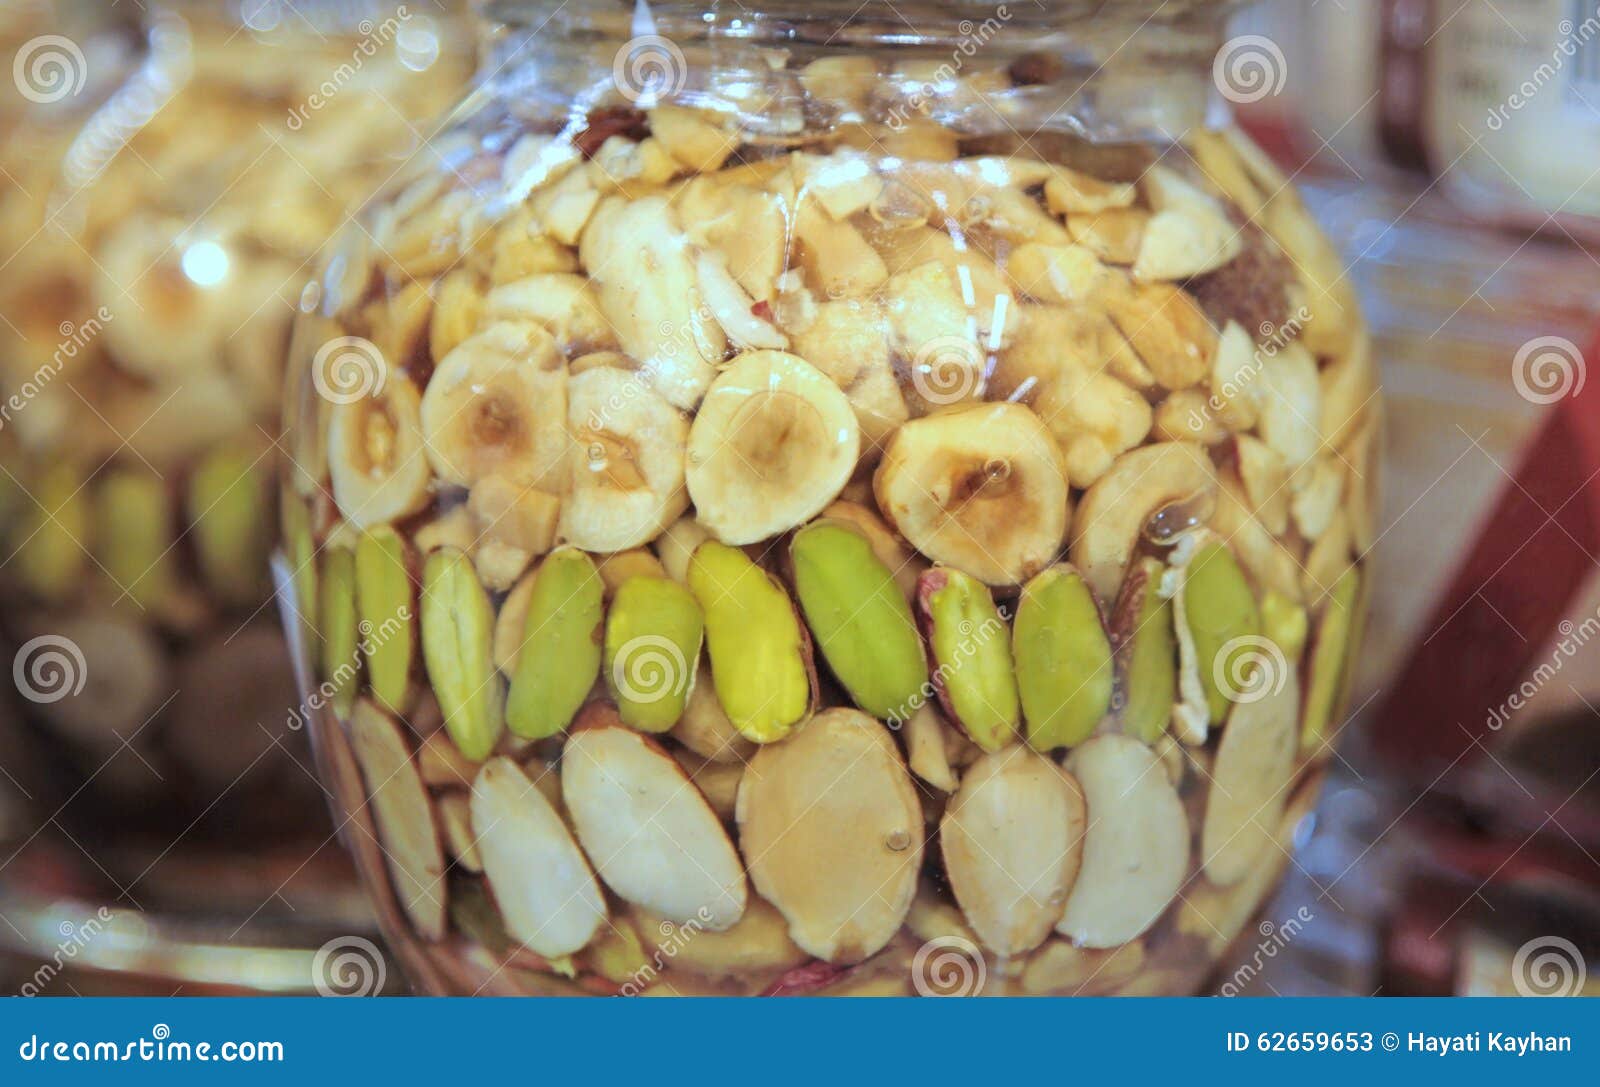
xmin=2 ymin=446 xmax=273 ymax=618
xmin=290 ymin=496 xmax=1359 ymax=764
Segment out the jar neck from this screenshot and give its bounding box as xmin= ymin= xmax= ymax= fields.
xmin=479 ymin=0 xmax=1234 ymax=143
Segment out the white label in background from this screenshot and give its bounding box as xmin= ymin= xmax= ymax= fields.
xmin=1429 ymin=0 xmax=1600 ymax=221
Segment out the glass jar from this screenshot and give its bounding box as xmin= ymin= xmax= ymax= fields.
xmin=281 ymin=0 xmax=1380 ymax=996
xmin=0 ymin=1 xmax=472 ymax=849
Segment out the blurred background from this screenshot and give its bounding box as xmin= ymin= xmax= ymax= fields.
xmin=0 ymin=0 xmax=1596 ymax=995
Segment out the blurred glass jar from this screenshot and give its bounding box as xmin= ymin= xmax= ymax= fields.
xmin=281 ymin=0 xmax=1379 ymax=996
xmin=0 ymin=1 xmax=473 ymax=839
xmin=1240 ymin=0 xmax=1600 ymax=241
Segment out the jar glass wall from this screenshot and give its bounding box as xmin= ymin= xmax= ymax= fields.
xmin=281 ymin=0 xmax=1379 ymax=995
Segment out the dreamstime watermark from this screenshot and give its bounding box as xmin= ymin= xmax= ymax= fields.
xmin=0 ymin=309 xmax=112 ymax=432
xmin=1485 ymin=608 xmax=1600 ymax=731
xmin=312 ymin=336 xmax=388 ymax=404
xmin=13 ymin=34 xmax=86 ymax=104
xmin=1212 ymin=634 xmax=1290 ymax=705
xmin=1512 ymin=935 xmax=1587 ymax=997
xmin=13 ymin=634 xmax=87 ymax=705
xmin=1484 ymin=6 xmax=1600 ymax=131
xmin=612 ymin=35 xmax=687 ymax=105
xmin=909 ymin=335 xmax=985 ymax=405
xmin=286 ymin=605 xmax=412 ymax=730
xmin=1510 ymin=335 xmax=1586 ymax=404
xmin=911 ymin=935 xmax=988 ymax=997
xmin=884 ymin=6 xmax=1012 ymax=132
xmin=312 ymin=935 xmax=387 ymax=997
xmin=1186 ymin=307 xmax=1312 ymax=434
xmin=285 ymin=6 xmax=416 ymax=130
xmin=617 ymin=907 xmax=714 ymax=995
xmin=611 ymin=635 xmax=690 ymax=706
xmin=18 ymin=907 xmax=113 ymax=996
xmin=1217 ymin=906 xmax=1315 ymax=996
xmin=1212 ymin=35 xmax=1288 ymax=105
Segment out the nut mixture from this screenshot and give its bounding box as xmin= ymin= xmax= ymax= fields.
xmin=286 ymin=69 xmax=1378 ymax=995
xmin=0 ymin=7 xmax=471 ymax=816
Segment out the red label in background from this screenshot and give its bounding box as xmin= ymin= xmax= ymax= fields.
xmin=1374 ymin=333 xmax=1600 ymax=772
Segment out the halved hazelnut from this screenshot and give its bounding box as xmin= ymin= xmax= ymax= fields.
xmin=1068 ymin=441 xmax=1217 ymax=603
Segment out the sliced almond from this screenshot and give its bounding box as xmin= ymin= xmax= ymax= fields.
xmin=648 ymin=105 xmax=735 ymax=172
xmin=579 ymin=194 xmax=724 ymax=409
xmin=1303 ymin=509 xmax=1354 ymax=608
xmin=942 ymin=747 xmax=1086 ymax=956
xmin=1044 ymin=167 xmax=1138 ymax=215
xmin=787 ymin=299 xmax=908 ymax=454
xmin=1234 ymin=435 xmax=1290 ymax=536
xmin=686 ymin=350 xmax=860 ymax=544
xmin=428 ymin=270 xmax=485 ymax=364
xmin=484 ymin=274 xmax=618 ymax=355
xmin=1066 ymin=207 xmax=1149 ymax=264
xmin=673 ymin=177 xmax=786 ymax=303
xmin=1103 ymin=281 xmax=1217 ymax=391
xmin=736 ymin=708 xmax=922 ymax=963
xmin=417 ymin=728 xmax=482 ymax=789
xmin=1261 ymin=189 xmax=1355 ymax=357
xmin=634 ymin=897 xmax=807 ymax=979
xmin=655 ymin=513 xmax=712 ymax=584
xmin=588 ymin=135 xmax=681 ymax=194
xmin=1257 ymin=342 xmax=1322 ymax=471
xmin=1209 ymin=473 xmax=1304 ymax=603
xmin=1320 ymin=333 xmax=1377 ymax=452
xmin=563 ymin=725 xmax=748 ymax=929
xmin=1132 ymin=166 xmax=1243 ymax=281
xmin=672 ymin=748 xmax=744 ymax=821
xmin=671 ymin=660 xmax=757 ymax=764
xmin=1211 ymin=320 xmax=1261 ymax=430
xmin=471 ymin=756 xmax=606 ymax=957
xmin=1057 ymin=735 xmax=1189 ymax=948
xmin=1289 ymin=458 xmax=1344 ymax=542
xmin=528 ymin=165 xmax=601 ymax=246
xmin=1033 ymin=361 xmax=1153 ymax=489
xmin=794 ymin=202 xmax=888 ymax=297
xmin=349 ymin=699 xmax=446 ymax=940
xmin=436 ymin=792 xmax=483 ymax=873
xmin=904 ymin=703 xmax=959 ymax=793
xmin=1202 ymin=668 xmax=1300 ymax=885
xmin=1188 ymin=128 xmax=1267 ymax=219
xmin=1008 ymin=243 xmax=1107 ymax=304
xmin=695 ymin=252 xmax=789 ymax=350
xmin=795 ymin=151 xmax=884 ymax=219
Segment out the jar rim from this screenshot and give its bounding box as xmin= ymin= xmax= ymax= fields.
xmin=483 ymin=0 xmax=1239 ymax=37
